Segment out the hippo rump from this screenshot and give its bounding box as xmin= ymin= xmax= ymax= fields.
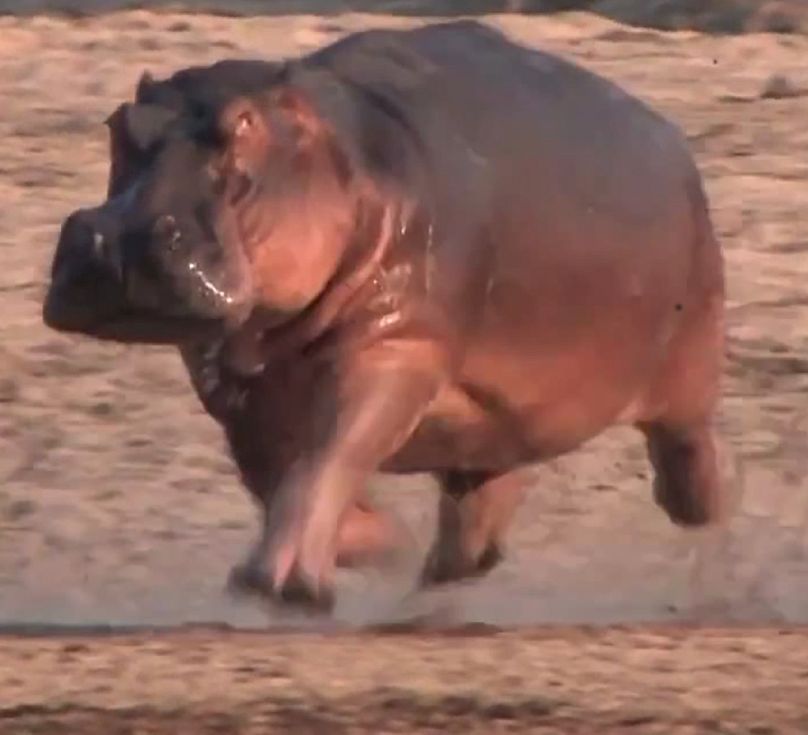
xmin=43 ymin=20 xmax=726 ymax=612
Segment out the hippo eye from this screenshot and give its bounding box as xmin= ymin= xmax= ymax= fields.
xmin=154 ymin=214 xmax=181 ymax=250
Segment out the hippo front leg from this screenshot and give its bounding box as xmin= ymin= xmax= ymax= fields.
xmin=257 ymin=342 xmax=445 ymax=612
xmin=227 ymin=493 xmax=415 ymax=600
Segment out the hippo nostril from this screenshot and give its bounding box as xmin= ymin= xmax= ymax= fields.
xmin=92 ymin=231 xmax=106 ymax=259
xmin=155 ymin=214 xmax=182 ymax=252
xmin=54 ymin=210 xmax=123 ymax=283
xmin=85 ymin=228 xmax=123 ymax=282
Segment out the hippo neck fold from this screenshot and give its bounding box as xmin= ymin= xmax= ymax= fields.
xmin=220 ymin=195 xmax=410 ymax=376
xmin=220 ymin=63 xmax=434 ymax=376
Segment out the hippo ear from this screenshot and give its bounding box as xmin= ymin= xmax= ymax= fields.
xmin=103 ymin=104 xmax=137 ymax=197
xmin=218 ymin=97 xmax=271 ymax=174
xmin=105 ymin=101 xmax=175 ymax=153
xmin=135 ymin=71 xmax=157 ymax=102
xmin=268 ymin=85 xmax=329 ymax=148
xmin=122 ymin=103 xmax=177 ymax=152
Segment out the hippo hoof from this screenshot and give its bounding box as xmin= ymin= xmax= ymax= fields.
xmin=226 ymin=561 xmax=334 ymax=614
xmin=419 ymin=543 xmax=504 ymax=587
xmin=225 ymin=560 xmax=270 ymax=599
xmin=276 ymin=574 xmax=335 ymax=614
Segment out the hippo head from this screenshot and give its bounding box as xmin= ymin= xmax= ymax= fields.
xmin=43 ymin=61 xmax=362 ymax=344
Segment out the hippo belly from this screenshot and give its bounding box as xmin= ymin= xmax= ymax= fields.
xmin=385 ymin=210 xmax=692 ymax=474
xmin=383 ymin=314 xmax=677 ymax=474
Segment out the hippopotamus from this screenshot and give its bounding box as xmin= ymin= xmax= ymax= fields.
xmin=42 ymin=20 xmax=726 ymax=612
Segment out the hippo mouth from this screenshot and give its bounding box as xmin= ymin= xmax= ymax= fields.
xmin=42 ymin=287 xmax=228 ymax=345
xmin=71 ymin=312 xmax=226 ymax=345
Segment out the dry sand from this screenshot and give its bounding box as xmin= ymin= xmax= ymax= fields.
xmin=2 ymin=625 xmax=808 ymax=733
xmin=0 ymin=7 xmax=807 ymax=732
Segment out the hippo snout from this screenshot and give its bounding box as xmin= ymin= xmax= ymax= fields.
xmin=43 ymin=205 xmax=256 ymax=344
xmin=43 ymin=209 xmax=127 ymax=334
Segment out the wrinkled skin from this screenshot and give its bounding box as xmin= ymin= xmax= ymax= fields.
xmin=43 ymin=21 xmax=726 ymax=613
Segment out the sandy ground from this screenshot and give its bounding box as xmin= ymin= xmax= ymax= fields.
xmin=0 ymin=7 xmax=807 ymax=732
xmin=1 ymin=625 xmax=808 ymax=734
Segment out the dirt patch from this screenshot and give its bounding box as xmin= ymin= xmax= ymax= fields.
xmin=0 ymin=625 xmax=807 ymax=733
xmin=0 ymin=628 xmax=808 ymax=735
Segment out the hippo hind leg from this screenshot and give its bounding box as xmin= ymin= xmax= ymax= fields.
xmin=635 ymin=235 xmax=727 ymax=527
xmin=638 ymin=420 xmax=725 ymax=526
xmin=421 ymin=469 xmax=526 ymax=586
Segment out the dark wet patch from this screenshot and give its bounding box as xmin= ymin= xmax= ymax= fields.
xmin=0 ymin=378 xmax=20 ymax=404
xmin=167 ymin=20 xmax=192 ymax=32
xmin=2 ymin=499 xmax=37 ymax=521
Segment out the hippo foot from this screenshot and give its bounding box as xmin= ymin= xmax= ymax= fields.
xmin=654 ymin=479 xmax=714 ymax=526
xmin=275 ymin=573 xmax=335 ymax=613
xmin=643 ymin=422 xmax=729 ymax=528
xmin=419 ymin=542 xmax=504 ymax=587
xmin=225 ymin=560 xmax=335 ymax=615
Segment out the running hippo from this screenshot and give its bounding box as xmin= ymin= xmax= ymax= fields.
xmin=43 ymin=20 xmax=726 ymax=612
